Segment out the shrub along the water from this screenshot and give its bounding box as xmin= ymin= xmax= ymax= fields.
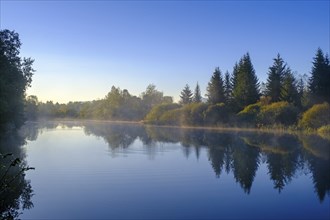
xmin=258 ymin=101 xmax=298 ymax=126
xmin=299 ymin=102 xmax=330 ymax=129
xmin=237 ymin=103 xmax=261 ymax=126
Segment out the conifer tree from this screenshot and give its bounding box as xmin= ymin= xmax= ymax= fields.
xmin=193 ymin=82 xmax=202 ymax=103
xmin=180 ymin=84 xmax=193 ymax=105
xmin=231 ymin=53 xmax=260 ymax=110
xmin=224 ymin=71 xmax=232 ymax=104
xmin=281 ymin=68 xmax=299 ymax=105
xmin=309 ymin=48 xmax=330 ymax=103
xmin=265 ymin=54 xmax=286 ymax=102
xmin=206 ymin=67 xmax=225 ymax=104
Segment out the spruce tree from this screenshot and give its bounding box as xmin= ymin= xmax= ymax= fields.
xmin=265 ymin=54 xmax=286 ymax=102
xmin=206 ymin=67 xmax=225 ymax=104
xmin=224 ymin=71 xmax=232 ymax=104
xmin=193 ymin=82 xmax=202 ymax=103
xmin=309 ymin=48 xmax=330 ymax=103
xmin=281 ymin=68 xmax=299 ymax=105
xmin=231 ymin=53 xmax=260 ymax=110
xmin=180 ymin=84 xmax=193 ymax=105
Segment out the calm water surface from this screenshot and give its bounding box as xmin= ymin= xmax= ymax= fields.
xmin=1 ymin=121 xmax=329 ymax=219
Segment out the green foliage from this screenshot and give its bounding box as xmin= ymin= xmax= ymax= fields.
xmin=204 ymin=103 xmax=229 ymax=125
xmin=299 ymin=102 xmax=330 ymax=129
xmin=258 ymin=101 xmax=298 ymax=126
xmin=317 ymin=125 xmax=330 ymax=139
xmin=206 ymin=67 xmax=225 ymax=104
xmin=141 ymin=84 xmax=167 ymax=111
xmin=102 ymin=87 xmax=143 ymax=120
xmin=181 ymin=103 xmax=208 ymax=126
xmin=159 ymin=108 xmax=182 ymax=125
xmin=193 ymin=82 xmax=202 ymax=103
xmin=0 ymin=30 xmax=34 ymax=129
xmin=11 ymin=45 xmax=329 ymax=132
xmin=237 ymin=103 xmax=261 ymax=125
xmin=224 ymin=71 xmax=232 ymax=104
xmin=231 ymin=53 xmax=260 ymax=110
xmin=281 ymin=69 xmax=299 ymax=105
xmin=0 ymin=130 xmax=34 ymax=218
xmin=190 ymin=103 xmax=208 ymax=126
xmin=24 ymin=95 xmax=38 ymax=120
xmin=179 ymin=84 xmax=193 ymax=104
xmin=265 ymin=54 xmax=286 ymax=102
xmin=144 ymin=103 xmax=181 ymax=124
xmin=309 ymin=48 xmax=330 ymax=103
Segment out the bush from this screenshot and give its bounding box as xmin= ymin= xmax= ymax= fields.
xmin=159 ymin=108 xmax=182 ymax=125
xmin=144 ymin=103 xmax=181 ymax=124
xmin=204 ymin=103 xmax=229 ymax=125
xmin=317 ymin=125 xmax=330 ymax=139
xmin=180 ymin=103 xmax=208 ymax=126
xmin=258 ymin=101 xmax=298 ymax=126
xmin=189 ymin=103 xmax=208 ymax=126
xmin=299 ymin=102 xmax=330 ymax=129
xmin=237 ymin=103 xmax=261 ymax=125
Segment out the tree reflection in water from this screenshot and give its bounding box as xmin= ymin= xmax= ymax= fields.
xmin=83 ymin=122 xmax=330 ymax=202
xmin=0 ymin=123 xmax=36 ymax=219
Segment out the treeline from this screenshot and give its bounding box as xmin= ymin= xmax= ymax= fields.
xmin=144 ymin=50 xmax=330 ymax=132
xmin=26 ymin=49 xmax=330 ymax=133
xmin=1 ymin=29 xmax=329 ymax=133
xmin=25 ymin=84 xmax=173 ymax=121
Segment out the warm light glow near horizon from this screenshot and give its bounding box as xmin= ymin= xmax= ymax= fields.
xmin=1 ymin=1 xmax=329 ymax=103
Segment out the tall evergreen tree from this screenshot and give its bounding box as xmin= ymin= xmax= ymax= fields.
xmin=308 ymin=48 xmax=330 ymax=103
xmin=206 ymin=67 xmax=225 ymax=104
xmin=296 ymin=75 xmax=306 ymax=107
xmin=224 ymin=71 xmax=232 ymax=104
xmin=180 ymin=84 xmax=193 ymax=105
xmin=193 ymin=82 xmax=202 ymax=103
xmin=265 ymin=54 xmax=286 ymax=102
xmin=281 ymin=68 xmax=299 ymax=105
xmin=231 ymin=53 xmax=260 ymax=110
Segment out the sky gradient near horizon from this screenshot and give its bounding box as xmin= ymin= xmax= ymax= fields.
xmin=1 ymin=0 xmax=329 ymax=103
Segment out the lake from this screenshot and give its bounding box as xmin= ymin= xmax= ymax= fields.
xmin=1 ymin=121 xmax=329 ymax=219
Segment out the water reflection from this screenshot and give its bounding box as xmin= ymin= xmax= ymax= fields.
xmin=0 ymin=125 xmax=35 ymax=219
xmin=80 ymin=122 xmax=330 ymax=201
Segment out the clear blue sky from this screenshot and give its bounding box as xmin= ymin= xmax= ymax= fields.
xmin=1 ymin=0 xmax=329 ymax=103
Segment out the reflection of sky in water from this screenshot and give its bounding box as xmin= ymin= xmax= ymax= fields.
xmin=20 ymin=122 xmax=329 ymax=219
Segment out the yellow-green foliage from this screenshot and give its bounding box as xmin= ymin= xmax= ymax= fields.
xmin=258 ymin=101 xmax=298 ymax=126
xmin=237 ymin=103 xmax=261 ymax=124
xmin=317 ymin=125 xmax=330 ymax=140
xmin=204 ymin=103 xmax=229 ymax=125
xmin=181 ymin=103 xmax=208 ymax=126
xmin=318 ymin=125 xmax=330 ymax=135
xmin=144 ymin=103 xmax=181 ymax=124
xmin=159 ymin=108 xmax=182 ymax=125
xmin=299 ymin=102 xmax=330 ymax=129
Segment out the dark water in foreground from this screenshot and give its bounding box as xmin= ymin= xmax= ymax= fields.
xmin=1 ymin=121 xmax=329 ymax=219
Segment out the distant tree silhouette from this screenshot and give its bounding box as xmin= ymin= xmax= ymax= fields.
xmin=309 ymin=48 xmax=330 ymax=103
xmin=265 ymin=54 xmax=286 ymax=102
xmin=180 ymin=84 xmax=193 ymax=105
xmin=224 ymin=71 xmax=232 ymax=104
xmin=206 ymin=67 xmax=225 ymax=104
xmin=193 ymin=82 xmax=202 ymax=103
xmin=281 ymin=69 xmax=299 ymax=105
xmin=231 ymin=53 xmax=260 ymax=110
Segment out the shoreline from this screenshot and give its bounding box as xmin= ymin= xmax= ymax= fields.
xmin=27 ymin=118 xmax=328 ymax=137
